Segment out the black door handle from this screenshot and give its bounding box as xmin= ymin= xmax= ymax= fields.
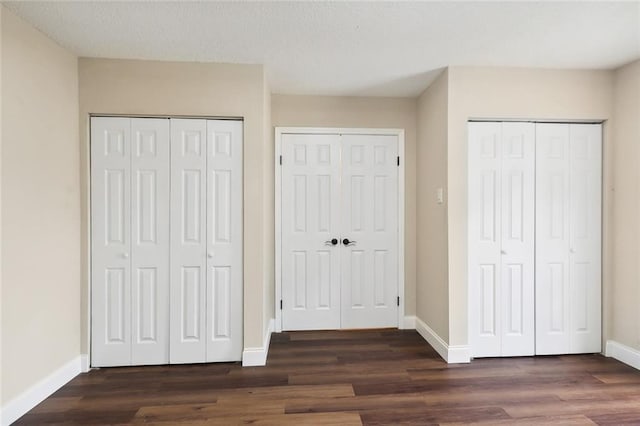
xmin=324 ymin=238 xmax=338 ymax=246
xmin=343 ymin=238 xmax=357 ymax=246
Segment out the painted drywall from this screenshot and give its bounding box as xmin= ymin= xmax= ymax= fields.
xmin=78 ymin=58 xmax=271 ymax=355
xmin=446 ymin=66 xmax=614 ymax=347
xmin=416 ymin=70 xmax=449 ymax=341
xmin=611 ymin=59 xmax=640 ymax=352
xmin=1 ymin=6 xmax=80 ymax=404
xmin=271 ymin=94 xmax=418 ymax=316
xmin=263 ymin=74 xmax=275 ymax=335
xmin=0 ymin=4 xmax=4 ymax=407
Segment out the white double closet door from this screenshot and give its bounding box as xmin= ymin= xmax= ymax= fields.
xmin=281 ymin=133 xmax=399 ymax=331
xmin=91 ymin=117 xmax=243 ymax=367
xmin=469 ymin=121 xmax=601 ymax=358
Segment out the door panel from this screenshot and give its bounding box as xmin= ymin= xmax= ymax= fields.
xmin=536 ymin=123 xmax=572 ymax=355
xmin=468 ymin=122 xmax=534 ymax=358
xmin=281 ymin=134 xmax=341 ymax=330
xmin=206 ymin=120 xmax=243 ymax=361
xmin=170 ymin=119 xmax=207 ymax=363
xmin=341 ymin=134 xmax=398 ymax=329
xmin=500 ymin=123 xmax=535 ymax=356
xmin=536 ymin=123 xmax=601 ymax=355
xmin=130 ymin=118 xmax=170 ymax=365
xmin=568 ymin=124 xmax=601 ymax=354
xmin=469 ymin=122 xmax=502 ymax=357
xmin=91 ymin=117 xmax=132 ymax=367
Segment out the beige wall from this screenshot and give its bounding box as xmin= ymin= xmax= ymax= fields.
xmin=446 ymin=66 xmax=614 ymax=346
xmin=263 ymin=74 xmax=275 ymax=335
xmin=611 ymin=59 xmax=640 ymax=351
xmin=78 ymin=58 xmax=271 ymax=353
xmin=416 ymin=70 xmax=449 ymax=340
xmin=0 ymin=4 xmax=4 ymax=406
xmin=272 ymin=94 xmax=418 ymax=316
xmin=1 ymin=7 xmax=80 ymax=404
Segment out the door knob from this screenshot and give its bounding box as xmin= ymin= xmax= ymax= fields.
xmin=501 ymin=250 xmax=506 ymax=255
xmin=325 ymin=238 xmax=338 ymax=246
xmin=208 ymin=251 xmax=214 ymax=258
xmin=343 ymin=238 xmax=356 ymax=246
xmin=122 ymin=252 xmax=129 ymax=259
xmin=570 ymin=248 xmax=576 ymax=253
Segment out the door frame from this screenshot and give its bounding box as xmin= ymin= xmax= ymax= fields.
xmin=274 ymin=127 xmax=406 ymax=332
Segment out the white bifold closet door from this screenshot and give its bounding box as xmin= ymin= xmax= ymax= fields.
xmin=91 ymin=117 xmax=170 ymax=367
xmin=280 ymin=132 xmax=399 ymax=331
xmin=535 ymin=123 xmax=602 ymax=355
xmin=92 ymin=116 xmax=242 ymax=367
xmin=169 ymin=119 xmax=243 ymax=363
xmin=468 ymin=122 xmax=536 ymax=358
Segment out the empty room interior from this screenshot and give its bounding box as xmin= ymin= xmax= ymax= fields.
xmin=1 ymin=1 xmax=640 ymax=424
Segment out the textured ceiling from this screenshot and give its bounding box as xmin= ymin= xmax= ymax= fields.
xmin=4 ymin=1 xmax=640 ymax=97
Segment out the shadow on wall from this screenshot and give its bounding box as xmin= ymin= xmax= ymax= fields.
xmin=350 ymin=68 xmax=447 ymax=97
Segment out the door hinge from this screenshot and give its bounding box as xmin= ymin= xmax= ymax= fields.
xmin=397 ymin=296 xmax=400 ymax=306
xmin=280 ymin=299 xmax=283 ymax=310
xmin=397 ymin=156 xmax=400 ymax=166
xmin=279 ymin=155 xmax=282 ymax=165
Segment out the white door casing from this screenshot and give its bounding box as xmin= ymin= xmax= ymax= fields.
xmin=468 ymin=121 xmax=535 ymax=358
xmin=281 ymin=134 xmax=342 ymax=330
xmin=341 ymin=134 xmax=399 ymax=329
xmin=278 ymin=129 xmax=402 ymax=331
xmin=536 ymin=123 xmax=602 ymax=355
xmin=91 ymin=117 xmax=170 ymax=367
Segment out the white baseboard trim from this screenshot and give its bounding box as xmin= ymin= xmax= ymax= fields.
xmin=80 ymin=354 xmax=90 ymax=373
xmin=401 ymin=315 xmax=416 ymax=329
xmin=1 ymin=355 xmax=82 ymax=426
xmin=605 ymin=340 xmax=640 ymax=371
xmin=415 ymin=317 xmax=470 ymax=364
xmin=242 ymin=318 xmax=275 ymax=367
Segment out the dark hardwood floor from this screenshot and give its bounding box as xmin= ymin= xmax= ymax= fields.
xmin=15 ymin=329 xmax=640 ymax=425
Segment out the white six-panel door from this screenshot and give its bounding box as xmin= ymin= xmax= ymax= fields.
xmin=341 ymin=134 xmax=399 ymax=329
xmin=468 ymin=122 xmax=535 ymax=358
xmin=536 ymin=123 xmax=601 ymax=355
xmin=92 ymin=116 xmax=242 ymax=367
xmin=281 ymin=134 xmax=342 ymax=330
xmin=280 ymin=132 xmax=399 ymax=331
xmin=91 ymin=117 xmax=170 ymax=367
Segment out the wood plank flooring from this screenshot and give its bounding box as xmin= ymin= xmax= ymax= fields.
xmin=14 ymin=329 xmax=640 ymax=425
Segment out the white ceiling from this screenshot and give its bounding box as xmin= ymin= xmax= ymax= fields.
xmin=4 ymin=1 xmax=640 ymax=97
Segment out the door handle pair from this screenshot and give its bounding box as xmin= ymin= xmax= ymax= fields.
xmin=324 ymin=238 xmax=357 ymax=246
